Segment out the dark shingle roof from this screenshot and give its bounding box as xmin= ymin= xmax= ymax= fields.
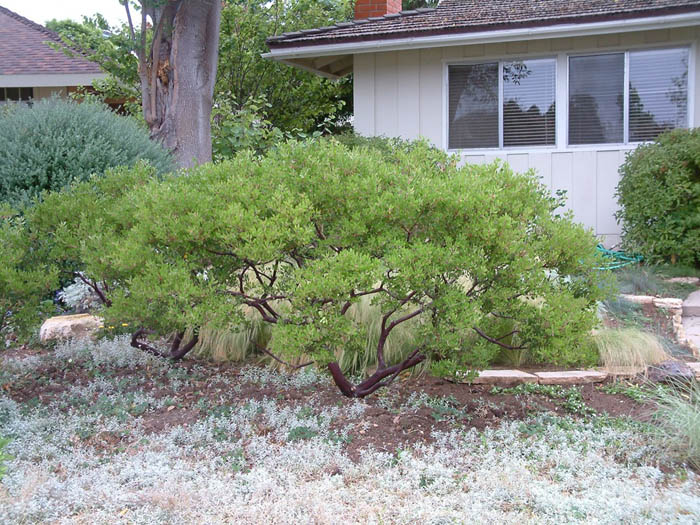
xmin=267 ymin=0 xmax=700 ymax=48
xmin=0 ymin=5 xmax=103 ymax=75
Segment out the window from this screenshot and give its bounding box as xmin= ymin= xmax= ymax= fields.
xmin=629 ymin=48 xmax=688 ymax=142
xmin=448 ymin=58 xmax=556 ymax=150
xmin=0 ymin=87 xmax=33 ymax=103
xmin=569 ymin=48 xmax=688 ymax=145
xmin=569 ymin=54 xmax=624 ymax=145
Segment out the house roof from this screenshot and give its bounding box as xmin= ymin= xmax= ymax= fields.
xmin=267 ymin=0 xmax=700 ymax=49
xmin=0 ymin=5 xmax=103 ymax=76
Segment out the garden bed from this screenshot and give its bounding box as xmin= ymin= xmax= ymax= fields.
xmin=1 ymin=338 xmax=699 ymax=523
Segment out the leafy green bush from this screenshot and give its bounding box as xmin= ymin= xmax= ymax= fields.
xmin=616 ymin=129 xmax=700 ymax=266
xmin=333 ymin=132 xmax=425 ymax=161
xmin=0 ymin=206 xmax=58 ymax=341
xmin=9 ymin=139 xmax=609 ymax=396
xmin=0 ymin=98 xmax=173 ymax=205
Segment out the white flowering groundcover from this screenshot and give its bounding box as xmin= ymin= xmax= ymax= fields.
xmin=0 ymin=337 xmax=698 ymax=524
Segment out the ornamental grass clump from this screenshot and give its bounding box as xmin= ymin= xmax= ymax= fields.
xmin=652 ymin=381 xmax=700 ymax=469
xmin=0 ymin=98 xmax=173 ymax=206
xmin=5 ymin=138 xmax=610 ymax=397
xmin=595 ymin=328 xmax=670 ymax=376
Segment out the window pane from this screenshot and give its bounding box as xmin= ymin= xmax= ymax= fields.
xmin=19 ymin=87 xmax=33 ymax=101
xmin=448 ymin=63 xmax=498 ymax=149
xmin=5 ymin=87 xmax=19 ymax=101
xmin=629 ymin=48 xmax=688 ymax=142
xmin=0 ymin=89 xmax=5 ymax=102
xmin=569 ymin=54 xmax=624 ymax=145
xmin=503 ymin=59 xmax=556 ymax=147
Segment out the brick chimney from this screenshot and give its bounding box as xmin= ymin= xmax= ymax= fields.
xmin=355 ymin=0 xmax=402 ymax=20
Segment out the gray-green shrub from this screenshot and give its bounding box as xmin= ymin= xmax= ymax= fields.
xmin=616 ymin=128 xmax=700 ymax=266
xmin=0 ymin=98 xmax=173 ymax=205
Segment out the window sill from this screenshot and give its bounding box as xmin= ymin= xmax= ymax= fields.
xmin=448 ymin=143 xmax=647 ymax=156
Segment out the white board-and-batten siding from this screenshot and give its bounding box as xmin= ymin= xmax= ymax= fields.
xmin=353 ymin=27 xmax=700 ymax=244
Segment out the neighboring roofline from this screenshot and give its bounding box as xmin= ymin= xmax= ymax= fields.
xmin=0 ymin=73 xmax=108 ymax=88
xmin=264 ymin=11 xmax=700 ymax=61
xmin=0 ymin=5 xmax=104 ymax=75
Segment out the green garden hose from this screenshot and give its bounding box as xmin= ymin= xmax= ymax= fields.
xmin=595 ymin=244 xmax=644 ymax=270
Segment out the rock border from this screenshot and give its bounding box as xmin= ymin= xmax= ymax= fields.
xmin=620 ymin=294 xmax=699 ymax=358
xmin=455 ymin=365 xmax=700 ymax=386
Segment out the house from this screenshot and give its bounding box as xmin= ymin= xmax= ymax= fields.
xmin=0 ymin=5 xmax=105 ymax=104
xmin=265 ymin=0 xmax=700 ymax=244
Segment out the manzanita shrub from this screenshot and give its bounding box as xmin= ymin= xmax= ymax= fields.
xmin=0 ymin=206 xmax=57 ymax=341
xmin=616 ymin=128 xmax=700 ymax=267
xmin=7 ymin=139 xmax=609 ymax=397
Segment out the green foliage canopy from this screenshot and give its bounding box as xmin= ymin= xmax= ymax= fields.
xmin=0 ymin=207 xmax=57 ymax=340
xmin=46 ymin=14 xmax=142 ymax=117
xmin=216 ymin=0 xmax=353 ymax=133
xmin=49 ymin=1 xmax=354 ymax=138
xmin=9 ymin=139 xmax=609 ymax=395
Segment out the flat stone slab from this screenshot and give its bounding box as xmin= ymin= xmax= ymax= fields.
xmin=471 ymin=370 xmax=538 ymax=386
xmin=666 ymin=277 xmax=700 ymax=285
xmin=40 ymin=314 xmax=103 ymax=343
xmin=620 ymin=294 xmax=655 ymax=305
xmin=535 ymin=370 xmax=608 ymax=385
xmin=683 ymin=316 xmax=700 ymax=336
xmin=652 ymin=297 xmax=683 ymax=310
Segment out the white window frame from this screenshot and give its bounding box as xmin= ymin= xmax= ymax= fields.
xmin=444 ymin=55 xmax=559 ymax=153
xmin=566 ymin=46 xmax=691 ymax=147
xmin=443 ymin=43 xmax=694 ymax=154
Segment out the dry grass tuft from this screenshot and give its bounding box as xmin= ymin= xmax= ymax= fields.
xmin=594 ymin=328 xmax=670 ymax=376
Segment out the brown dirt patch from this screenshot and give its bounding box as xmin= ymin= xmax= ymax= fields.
xmin=1 ymin=350 xmax=652 ymax=460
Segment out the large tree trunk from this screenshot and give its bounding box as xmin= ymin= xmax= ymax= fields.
xmin=139 ymin=0 xmax=221 ymax=168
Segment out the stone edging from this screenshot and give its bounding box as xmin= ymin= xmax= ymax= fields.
xmin=620 ymin=294 xmax=699 ymax=358
xmin=456 ymin=363 xmax=700 ymax=387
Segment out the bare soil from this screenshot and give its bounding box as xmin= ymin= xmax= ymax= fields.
xmin=1 ymin=348 xmax=653 ymax=461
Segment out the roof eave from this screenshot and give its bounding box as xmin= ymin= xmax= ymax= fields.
xmin=0 ymin=72 xmax=108 ymax=88
xmin=264 ymin=10 xmax=700 ymax=70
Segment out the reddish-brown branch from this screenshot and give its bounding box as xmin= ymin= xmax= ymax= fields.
xmin=473 ymin=326 xmax=526 ymax=351
xmin=340 ymin=286 xmax=386 ymax=315
xmin=328 ymin=348 xmax=425 ymax=398
xmin=131 ymin=328 xmax=199 ymax=361
xmin=73 ymin=272 xmax=112 ymax=307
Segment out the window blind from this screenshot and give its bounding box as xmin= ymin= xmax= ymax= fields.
xmin=568 ymin=54 xmax=624 ymax=145
xmin=629 ymin=48 xmax=688 ymax=142
xmin=503 ymin=59 xmax=556 ymax=147
xmin=448 ymin=63 xmax=499 ymax=149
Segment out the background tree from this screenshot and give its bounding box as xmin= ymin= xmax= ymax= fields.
xmin=218 ymin=0 xmax=353 ymax=133
xmin=47 ymin=15 xmax=141 ymax=116
xmin=120 ymin=0 xmax=222 ymax=167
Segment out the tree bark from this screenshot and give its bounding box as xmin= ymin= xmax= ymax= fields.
xmin=137 ymin=0 xmax=222 ymax=168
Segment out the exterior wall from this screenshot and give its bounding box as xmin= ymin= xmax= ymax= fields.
xmin=353 ymin=26 xmax=700 ymax=244
xmin=33 ymin=86 xmax=68 ymax=99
